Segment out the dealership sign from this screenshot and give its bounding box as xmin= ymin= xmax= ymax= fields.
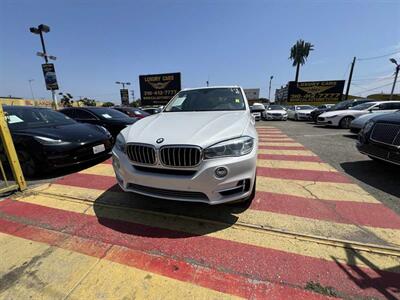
xmin=41 ymin=63 xmax=59 ymax=90
xmin=139 ymin=72 xmax=181 ymax=105
xmin=120 ymin=89 xmax=129 ymax=106
xmin=287 ymin=80 xmax=345 ymax=103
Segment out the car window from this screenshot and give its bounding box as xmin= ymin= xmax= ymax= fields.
xmin=165 ymin=88 xmax=245 ymax=112
xmin=390 ymin=103 xmax=400 ymax=110
xmin=268 ymin=105 xmax=284 ymax=110
xmin=75 ymin=109 xmax=97 ymax=120
xmin=89 ymin=108 xmax=130 ymax=119
xmin=297 ymin=105 xmax=314 ymax=110
xmin=351 ymin=102 xmax=377 ymax=110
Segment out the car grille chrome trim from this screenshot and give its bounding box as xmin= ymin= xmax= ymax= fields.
xmin=126 ymin=143 xmax=157 ymax=165
xmin=160 ymin=145 xmax=202 ymax=167
xmin=370 ymin=123 xmax=400 ymax=146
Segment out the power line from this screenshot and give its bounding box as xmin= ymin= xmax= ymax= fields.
xmin=351 ymin=82 xmax=394 ymax=93
xmin=357 ymin=50 xmax=400 ymax=61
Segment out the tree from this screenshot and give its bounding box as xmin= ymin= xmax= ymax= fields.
xmin=102 ymin=102 xmax=114 ymax=107
xmin=78 ymin=97 xmax=96 ymax=106
xmin=289 ymin=39 xmax=314 ymax=82
xmin=59 ymin=93 xmax=74 ymax=107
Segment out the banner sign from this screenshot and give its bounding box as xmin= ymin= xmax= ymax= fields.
xmin=120 ymin=89 xmax=129 ymax=106
xmin=41 ymin=63 xmax=59 ymax=90
xmin=139 ymin=72 xmax=181 ymax=105
xmin=287 ymin=80 xmax=345 ymax=103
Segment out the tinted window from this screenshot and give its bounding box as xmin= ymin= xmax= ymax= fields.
xmin=89 ymin=108 xmax=130 ymax=119
xmin=267 ymin=105 xmax=284 ymax=110
xmin=75 ymin=110 xmax=97 ymax=120
xmin=5 ymin=107 xmax=76 ymax=130
xmin=296 ymin=105 xmax=314 ymax=110
xmin=390 ymin=103 xmax=400 ymax=110
xmin=351 ymin=103 xmax=376 ymax=110
xmin=165 ymin=88 xmax=245 ymax=112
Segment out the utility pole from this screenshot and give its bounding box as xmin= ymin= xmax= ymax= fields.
xmin=268 ymin=76 xmax=273 ymax=101
xmin=28 ymin=79 xmax=35 ymax=99
xmin=344 ymin=57 xmax=356 ymax=100
xmin=389 ymin=58 xmax=399 ymax=100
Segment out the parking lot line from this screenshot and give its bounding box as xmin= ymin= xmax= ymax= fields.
xmin=258 ymin=149 xmax=317 ymax=156
xmin=79 ymin=163 xmax=115 ymax=177
xmin=258 ymin=145 xmax=306 ymax=150
xmin=259 ymin=142 xmax=304 ymax=146
xmin=258 ymin=154 xmax=323 ymax=162
xmin=257 ymin=159 xmax=336 ymax=172
xmin=1 ymin=198 xmax=399 ymax=300
xmin=259 ymin=138 xmax=296 ymax=142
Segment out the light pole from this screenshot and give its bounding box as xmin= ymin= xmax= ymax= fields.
xmin=28 ymin=79 xmax=35 ymax=100
xmin=115 ymin=81 xmax=131 ymax=89
xmin=389 ymin=58 xmax=399 ymax=100
xmin=268 ymin=76 xmax=274 ymax=101
xmin=29 ymin=24 xmax=58 ymax=109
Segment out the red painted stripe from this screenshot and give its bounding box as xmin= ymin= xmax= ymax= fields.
xmin=0 ymin=218 xmax=327 ymax=299
xmin=258 ymin=154 xmax=322 ymax=162
xmin=258 ymin=135 xmax=289 ymax=138
xmin=0 ymin=200 xmax=397 ymax=299
xmin=257 ymin=167 xmax=351 ymax=183
xmin=258 ymin=145 xmax=306 ymax=150
xmin=257 ymin=132 xmax=285 ymax=135
xmin=251 ymin=191 xmax=400 ymax=230
xmin=56 ymin=172 xmax=116 ymax=190
xmin=259 ymin=138 xmax=295 ymax=142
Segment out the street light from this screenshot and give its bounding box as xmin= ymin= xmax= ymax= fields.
xmin=115 ymin=81 xmax=131 ymax=89
xmin=389 ymin=58 xmax=399 ymax=100
xmin=28 ymin=79 xmax=35 ymax=100
xmin=29 ymin=24 xmax=58 ymax=109
xmin=268 ymin=76 xmax=274 ymax=101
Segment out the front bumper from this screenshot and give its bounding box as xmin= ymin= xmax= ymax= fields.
xmin=264 ymin=114 xmax=287 ymax=120
xmin=357 ymin=142 xmax=400 ymax=166
xmin=297 ymin=114 xmax=311 ymax=121
xmin=112 ymin=147 xmax=257 ymax=205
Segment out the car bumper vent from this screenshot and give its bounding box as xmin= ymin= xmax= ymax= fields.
xmin=126 ymin=144 xmax=156 ymax=165
xmin=160 ymin=146 xmax=202 ymax=167
xmin=370 ymin=123 xmax=400 ymax=146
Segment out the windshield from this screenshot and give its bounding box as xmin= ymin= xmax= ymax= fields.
xmin=164 ymin=88 xmax=245 ymax=112
xmin=4 ymin=107 xmax=76 ymax=130
xmin=267 ymin=105 xmax=284 ymax=110
xmin=351 ymin=102 xmax=376 ymax=110
xmin=90 ymin=108 xmax=130 ymax=119
xmin=296 ymin=105 xmax=314 ymax=110
xmin=331 ymin=100 xmax=353 ymax=110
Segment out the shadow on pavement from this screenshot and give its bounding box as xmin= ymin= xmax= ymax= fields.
xmin=92 ymin=184 xmax=250 ymax=238
xmin=342 ymin=134 xmax=358 ymax=140
xmin=341 ymin=160 xmax=400 ymax=198
xmin=332 ymin=243 xmax=400 ymax=300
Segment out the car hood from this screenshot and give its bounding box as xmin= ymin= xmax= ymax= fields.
xmin=371 ymin=111 xmax=400 ymax=124
xmin=266 ymin=110 xmax=286 ymax=114
xmin=13 ymin=123 xmax=109 ymax=143
xmin=124 ymin=111 xmax=251 ymax=148
xmin=352 ymin=112 xmax=389 ymax=125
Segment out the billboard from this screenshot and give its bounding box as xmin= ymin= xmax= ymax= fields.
xmin=41 ymin=63 xmax=59 ymax=90
xmin=244 ymin=88 xmax=260 ymax=100
xmin=139 ymin=72 xmax=181 ymax=106
xmin=120 ymin=89 xmax=129 ymax=106
xmin=287 ymin=80 xmax=345 ymax=103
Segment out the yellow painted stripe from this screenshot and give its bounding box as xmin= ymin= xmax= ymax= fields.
xmin=256 ymin=176 xmax=379 ymax=203
xmin=257 ymin=159 xmax=337 ymax=172
xmin=80 ymin=163 xmax=115 ymax=177
xmin=259 ymin=142 xmax=304 ymax=147
xmin=0 ymin=233 xmax=235 ymax=299
xmin=258 ymin=149 xmax=317 ymax=156
xmin=258 ymin=134 xmax=288 ymax=138
xmin=259 ymin=138 xmax=294 ymax=141
xmin=16 ymin=193 xmax=400 ymax=271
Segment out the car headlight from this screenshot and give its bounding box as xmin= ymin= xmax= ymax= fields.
xmin=114 ymin=133 xmax=126 ymax=152
xmin=363 ymin=121 xmax=375 ymax=133
xmin=204 ymin=136 xmax=254 ymax=159
xmin=98 ymin=126 xmax=111 ymax=136
xmin=34 ymin=136 xmax=69 ymax=145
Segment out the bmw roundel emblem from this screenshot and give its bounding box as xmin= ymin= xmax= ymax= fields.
xmin=156 ymin=138 xmax=164 ymax=144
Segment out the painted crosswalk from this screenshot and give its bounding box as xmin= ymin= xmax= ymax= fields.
xmin=0 ymin=125 xmax=399 ymax=299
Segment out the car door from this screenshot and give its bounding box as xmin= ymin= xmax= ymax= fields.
xmin=74 ymin=109 xmax=100 ymax=125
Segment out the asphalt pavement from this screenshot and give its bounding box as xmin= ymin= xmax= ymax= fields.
xmin=263 ymin=120 xmax=400 ymax=215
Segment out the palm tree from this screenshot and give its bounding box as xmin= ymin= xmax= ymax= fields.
xmin=289 ymin=39 xmax=314 ymax=82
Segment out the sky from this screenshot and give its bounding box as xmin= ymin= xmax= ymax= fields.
xmin=0 ymin=0 xmax=399 ymax=103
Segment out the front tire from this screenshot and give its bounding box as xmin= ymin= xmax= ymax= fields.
xmin=17 ymin=150 xmax=36 ymax=177
xmin=339 ymin=116 xmax=354 ymax=129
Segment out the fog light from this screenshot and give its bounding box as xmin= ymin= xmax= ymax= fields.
xmin=215 ymin=167 xmax=228 ymax=178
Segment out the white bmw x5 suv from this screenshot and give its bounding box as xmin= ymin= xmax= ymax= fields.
xmin=112 ymin=86 xmax=258 ymax=205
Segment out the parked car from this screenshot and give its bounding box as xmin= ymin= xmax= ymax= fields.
xmin=357 ymin=111 xmax=400 ymax=166
xmin=250 ymin=103 xmax=265 ymax=121
xmin=59 ymin=107 xmax=137 ymax=138
xmin=113 ymin=107 xmax=150 ymax=119
xmin=287 ymin=105 xmax=315 ymax=121
xmin=310 ymin=104 xmax=335 ymax=122
xmin=141 ymin=107 xmax=162 ymax=115
xmin=349 ymin=111 xmax=392 ymax=133
xmin=263 ymin=104 xmax=288 ymax=121
xmin=1 ymin=106 xmax=113 ymax=176
xmin=317 ymin=101 xmax=400 ymax=129
xmin=311 ymin=99 xmax=375 ymax=123
xmin=112 ymin=86 xmax=257 ymax=205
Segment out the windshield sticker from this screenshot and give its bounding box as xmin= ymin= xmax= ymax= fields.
xmin=235 ymin=99 xmax=240 ymax=103
xmin=231 ymin=88 xmax=240 ymax=94
xmin=7 ymin=115 xmax=24 ymax=124
xmin=102 ymin=114 xmax=112 ymax=119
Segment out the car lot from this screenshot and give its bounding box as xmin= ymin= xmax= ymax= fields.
xmin=1 ymin=122 xmax=400 ymax=299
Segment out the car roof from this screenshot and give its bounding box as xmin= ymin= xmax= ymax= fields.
xmin=3 ymin=105 xmax=50 ymax=110
xmin=181 ymin=86 xmax=241 ymax=92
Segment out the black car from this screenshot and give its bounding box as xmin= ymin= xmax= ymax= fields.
xmin=311 ymin=99 xmax=374 ymax=123
xmin=59 ymin=107 xmax=137 ymax=138
xmin=357 ymin=111 xmax=400 ymax=166
xmin=113 ymin=107 xmax=150 ymax=119
xmin=1 ymin=106 xmax=113 ymax=176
